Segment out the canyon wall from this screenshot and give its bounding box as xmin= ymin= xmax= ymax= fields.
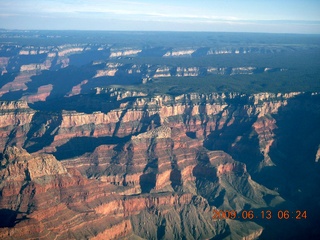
xmin=1 ymin=90 xmax=319 ymax=239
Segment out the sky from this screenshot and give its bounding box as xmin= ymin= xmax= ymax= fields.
xmin=0 ymin=0 xmax=320 ymax=34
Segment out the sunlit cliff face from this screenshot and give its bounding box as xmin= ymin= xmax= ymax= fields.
xmin=0 ymin=31 xmax=319 ymax=239
xmin=0 ymin=89 xmax=319 ymax=239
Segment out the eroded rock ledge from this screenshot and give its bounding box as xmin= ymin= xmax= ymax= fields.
xmin=0 ymin=90 xmax=319 ymax=239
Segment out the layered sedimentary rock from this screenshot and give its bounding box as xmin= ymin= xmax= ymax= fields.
xmin=0 ymin=91 xmax=305 ymax=163
xmin=0 ymin=140 xmax=271 ymax=240
xmin=0 ymin=145 xmax=267 ymax=239
xmin=0 ymin=146 xmax=119 ymax=239
xmin=0 ymin=101 xmax=36 ymax=151
xmin=0 ymin=90 xmax=319 ymax=239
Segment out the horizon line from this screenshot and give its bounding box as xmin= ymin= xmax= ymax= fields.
xmin=1 ymin=28 xmax=320 ymax=36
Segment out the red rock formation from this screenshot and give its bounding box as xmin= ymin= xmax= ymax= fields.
xmin=0 ymin=130 xmax=277 ymax=239
xmin=22 ymin=84 xmax=53 ymax=103
xmin=67 ymin=80 xmax=88 ymax=97
xmin=0 ymin=72 xmax=36 ymax=97
xmin=1 ymin=91 xmax=314 ymax=239
xmin=253 ymin=116 xmax=277 ymax=168
xmin=0 ymin=146 xmax=233 ymax=239
xmin=0 ymin=101 xmax=35 ymax=152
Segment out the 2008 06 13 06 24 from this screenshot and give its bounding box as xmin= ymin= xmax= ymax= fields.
xmin=212 ymin=209 xmax=307 ymax=220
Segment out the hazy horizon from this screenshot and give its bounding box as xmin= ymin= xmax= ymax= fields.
xmin=1 ymin=0 xmax=320 ymax=34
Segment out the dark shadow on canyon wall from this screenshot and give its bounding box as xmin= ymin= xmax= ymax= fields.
xmin=53 ymin=136 xmax=131 ymax=160
xmin=30 ymin=92 xmax=123 ymax=113
xmin=203 ymin=99 xmax=261 ymax=173
xmin=258 ymin=93 xmax=320 ymax=239
xmin=0 ymin=73 xmax=17 ymax=89
xmin=26 ymin=65 xmax=97 ymax=100
xmin=68 ymin=47 xmax=110 ymax=67
xmin=140 ymin=172 xmax=157 ymax=193
xmin=0 ymin=209 xmax=24 ymax=228
xmin=24 ymin=111 xmax=63 ymax=153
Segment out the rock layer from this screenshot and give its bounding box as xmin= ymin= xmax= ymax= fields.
xmin=0 ymin=90 xmax=319 ymax=239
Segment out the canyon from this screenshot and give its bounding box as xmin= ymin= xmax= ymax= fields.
xmin=0 ymin=31 xmax=319 ymax=239
xmin=0 ymin=89 xmax=319 ymax=239
xmin=0 ymin=42 xmax=291 ymax=102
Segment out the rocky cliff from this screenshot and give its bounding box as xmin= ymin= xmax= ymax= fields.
xmin=0 ymin=90 xmax=319 ymax=239
xmin=0 ymin=38 xmax=306 ymax=103
xmin=0 ymin=145 xmax=265 ymax=240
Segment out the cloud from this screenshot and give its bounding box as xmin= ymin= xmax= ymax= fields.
xmin=1 ymin=0 xmax=319 ymax=33
xmin=0 ymin=0 xmax=239 ymax=22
